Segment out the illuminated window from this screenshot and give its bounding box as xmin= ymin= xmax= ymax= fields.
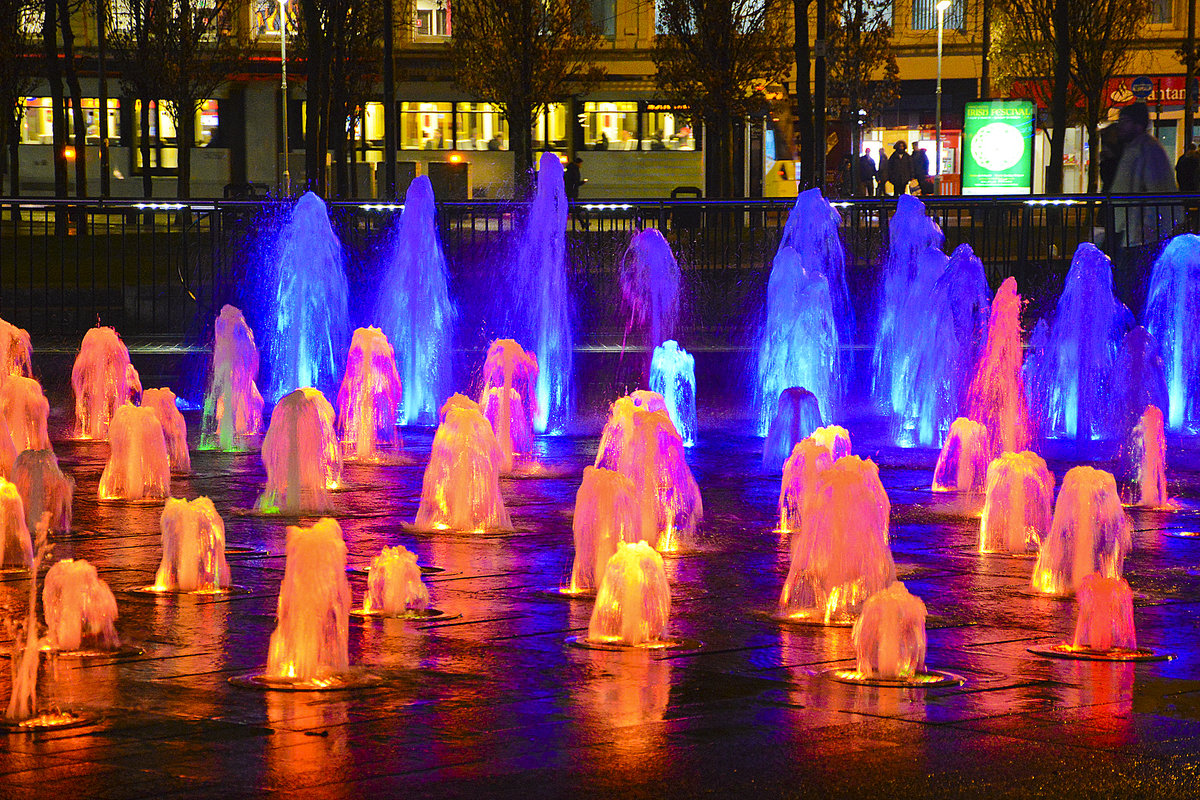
xmin=583 ymin=102 xmax=637 ymax=150
xmin=1152 ymin=0 xmax=1174 ymax=24
xmin=400 ymin=102 xmax=453 ymax=150
xmin=912 ymin=0 xmax=962 ymax=30
xmin=534 ymin=104 xmax=569 ymax=152
xmin=456 ymin=103 xmax=508 ymax=150
xmin=642 ymin=110 xmax=695 ymax=151
xmin=414 ymin=0 xmax=451 ymax=37
xmin=592 ymin=0 xmax=615 ymax=37
xmin=133 ymin=99 xmax=221 ymax=172
xmin=254 ymin=0 xmax=297 ymax=35
xmin=19 ymin=98 xmax=122 ymax=146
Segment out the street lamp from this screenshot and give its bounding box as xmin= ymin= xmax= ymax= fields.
xmin=935 ymin=0 xmax=951 ymax=194
xmin=280 ymin=0 xmax=290 ymax=195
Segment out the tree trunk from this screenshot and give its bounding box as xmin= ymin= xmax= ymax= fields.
xmin=97 ymin=0 xmax=110 ymax=197
xmin=704 ymin=110 xmax=738 ymax=198
xmin=177 ymin=101 xmax=193 ymax=200
xmin=1186 ymin=0 xmax=1197 ymax=151
xmin=58 ymin=0 xmax=88 ymax=200
xmin=813 ymin=0 xmax=827 ymax=190
xmin=794 ymin=0 xmax=814 ymax=188
xmin=1046 ymin=0 xmax=1069 ymax=194
xmin=301 ymin=0 xmax=328 ymax=194
xmin=508 ymin=101 xmax=534 ymax=198
xmin=140 ymin=96 xmax=153 ymax=198
xmin=1086 ymin=117 xmax=1099 ymax=194
xmin=43 ymin=0 xmax=67 ymax=233
xmin=382 ymin=0 xmax=396 ymax=198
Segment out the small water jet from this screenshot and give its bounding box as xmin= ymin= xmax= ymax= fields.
xmin=42 ymin=559 xmax=119 ymax=652
xmin=762 ymin=387 xmax=823 ymax=472
xmin=0 ymin=478 xmax=32 ymax=569
xmin=620 ymin=228 xmax=681 ymax=362
xmin=200 ymin=305 xmax=264 ymax=451
xmin=1132 ymin=405 xmax=1168 ymax=508
xmin=0 ymin=376 xmax=51 ymax=453
xmin=153 ymin=497 xmax=230 ymax=593
xmin=579 ymin=541 xmax=675 ymax=648
xmin=375 ymin=175 xmax=457 ymax=425
xmin=97 ymin=404 xmax=171 ymax=501
xmin=257 ymin=388 xmax=342 ymax=514
xmin=966 ymin=277 xmax=1030 ymax=456
xmin=336 ymin=327 xmax=403 ymax=462
xmin=778 ymin=439 xmax=833 ymax=534
xmin=479 ymin=339 xmax=538 ymax=472
xmin=265 ymin=192 xmax=350 ymax=402
xmin=932 ymin=418 xmax=990 ymax=492
xmin=1029 ymin=574 xmax=1172 ymax=662
xmin=778 ymin=456 xmax=895 ymax=625
xmin=1031 ymin=466 xmax=1131 ymax=596
xmin=649 ymin=340 xmax=697 ymax=447
xmin=141 ymin=388 xmax=191 ymax=473
xmin=0 ymin=317 xmax=33 ymax=383
xmin=10 ymin=450 xmax=73 ymax=533
xmin=979 ymin=451 xmax=1054 ymax=555
xmin=809 ymin=425 xmax=852 ymax=461
xmin=71 ymin=326 xmax=140 ymax=440
xmin=570 ymin=466 xmax=642 ymax=594
xmin=1144 ymin=233 xmax=1200 ymax=432
xmin=413 ymin=395 xmax=511 ymax=532
xmin=357 ymin=545 xmax=433 ymax=617
xmin=777 ymin=188 xmax=854 ymax=350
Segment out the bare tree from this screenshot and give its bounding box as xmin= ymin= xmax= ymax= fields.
xmin=0 ymin=0 xmax=38 ymax=197
xmin=450 ymin=0 xmax=603 ymax=196
xmin=654 ymin=0 xmax=791 ymax=197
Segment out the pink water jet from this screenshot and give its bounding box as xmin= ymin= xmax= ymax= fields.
xmin=0 ymin=318 xmax=32 ymax=383
xmin=762 ymin=387 xmax=823 ymax=472
xmin=10 ymin=450 xmax=73 ymax=533
xmin=852 ymin=582 xmax=927 ymax=680
xmin=0 ymin=479 xmax=31 ymax=569
xmin=0 ymin=413 xmax=14 ymax=477
xmin=336 ymin=327 xmax=403 ymax=462
xmin=1072 ymin=573 xmax=1137 ymax=651
xmin=480 ymin=339 xmax=538 ymax=472
xmin=0 ymin=376 xmax=50 ymax=453
xmin=155 ymin=497 xmax=230 ymax=592
xmin=142 ymin=388 xmax=191 ymax=473
xmin=97 ymin=405 xmax=171 ymax=501
xmin=200 ymin=305 xmax=264 ymax=450
xmin=809 ymin=425 xmax=851 ymax=461
xmin=257 ymin=388 xmax=342 ymax=514
xmin=1132 ymin=405 xmax=1168 ymax=507
xmin=42 ymin=559 xmax=119 ymax=651
xmin=932 ymin=417 xmax=990 ymax=492
xmin=778 ymin=439 xmax=833 ymax=533
xmin=363 ymin=545 xmax=430 ymax=615
xmin=587 ymin=541 xmax=672 ymax=646
xmin=966 ymin=277 xmax=1030 ymax=456
xmin=571 ymin=466 xmax=642 ymax=593
xmin=979 ymin=451 xmax=1054 ymax=554
xmin=1032 ymin=466 xmax=1131 ymax=596
xmin=71 ymin=326 xmax=141 ymax=440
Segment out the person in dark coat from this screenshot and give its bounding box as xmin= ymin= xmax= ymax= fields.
xmin=1176 ymin=142 xmax=1200 ymax=192
xmin=565 ymin=157 xmax=584 ymax=199
xmin=888 ymin=141 xmax=913 ymax=195
xmin=859 ymin=148 xmax=878 ymax=197
xmin=912 ymin=144 xmax=934 ymax=195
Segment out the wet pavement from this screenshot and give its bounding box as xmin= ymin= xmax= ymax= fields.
xmin=3 ymin=416 xmax=1200 ymax=799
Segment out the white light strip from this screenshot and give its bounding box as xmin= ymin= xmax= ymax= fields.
xmin=581 ymin=203 xmax=633 ymax=211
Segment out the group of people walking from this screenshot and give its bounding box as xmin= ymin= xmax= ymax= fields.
xmin=856 ymin=141 xmax=936 ymax=197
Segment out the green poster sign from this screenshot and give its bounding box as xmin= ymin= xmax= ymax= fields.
xmin=962 ymin=100 xmax=1035 ymax=195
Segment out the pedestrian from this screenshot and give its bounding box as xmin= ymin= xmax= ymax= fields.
xmin=1176 ymin=141 xmax=1200 ymax=192
xmin=912 ymin=144 xmax=935 ymax=196
xmin=859 ymin=148 xmax=878 ymax=197
xmin=564 ymin=157 xmax=589 ymax=230
xmin=1099 ymin=123 xmax=1124 ymax=193
xmin=887 ymin=141 xmax=912 ymax=196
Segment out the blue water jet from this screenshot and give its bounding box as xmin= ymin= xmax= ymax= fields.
xmin=1144 ymin=233 xmax=1200 ymax=432
xmin=620 ymin=228 xmax=681 ymax=365
xmin=649 ymin=340 xmax=697 ymax=447
xmin=375 ymin=176 xmax=457 ymax=425
xmin=778 ymin=188 xmax=854 ymax=353
xmin=264 ymin=192 xmax=349 ymax=403
xmin=762 ymin=387 xmax=823 ymax=472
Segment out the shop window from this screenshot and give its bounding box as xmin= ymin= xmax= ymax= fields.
xmin=642 ymin=111 xmax=695 ymax=151
xmin=583 ymin=102 xmax=637 ymax=150
xmin=457 ymin=103 xmax=509 ymax=150
xmin=592 ymin=0 xmax=615 ymax=37
xmin=19 ymin=98 xmax=122 ymax=146
xmin=401 ymin=102 xmax=452 ymax=149
xmin=133 ymin=99 xmax=220 ymax=172
xmin=359 ymin=103 xmax=387 ymax=147
xmin=534 ymin=104 xmax=569 ymax=151
xmin=912 ymin=0 xmax=962 ymax=30
xmin=414 ymin=0 xmax=451 ymax=37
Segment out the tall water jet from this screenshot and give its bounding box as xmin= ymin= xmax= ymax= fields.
xmin=413 ymin=395 xmax=511 ymax=532
xmin=265 ymin=192 xmax=350 ymax=402
xmin=71 ymin=326 xmax=140 ymax=439
xmin=620 ymin=227 xmax=681 ymax=360
xmin=779 ymin=456 xmax=895 ymax=624
xmin=852 ymin=582 xmax=927 ymax=681
xmin=154 ymin=497 xmax=230 ymax=592
xmin=10 ymin=450 xmax=73 ymax=533
xmin=762 ymin=387 xmax=823 ymax=472
xmin=758 ymin=246 xmax=840 ymax=433
xmin=1132 ymin=405 xmax=1168 ymax=508
xmin=336 ymin=327 xmax=403 ymax=462
xmin=1026 ymin=243 xmax=1133 ymax=441
xmin=97 ymin=405 xmax=171 ymax=501
xmin=1144 ymin=233 xmax=1200 ymax=432
xmin=0 ymin=414 xmax=13 ymax=477
xmin=649 ymin=340 xmax=697 ymax=447
xmin=375 ymin=175 xmax=457 ymax=425
xmin=570 ymin=467 xmax=642 ymax=593
xmin=479 ymin=339 xmax=538 ymax=472
xmin=42 ymin=559 xmax=119 ymax=652
xmin=979 ymin=451 xmax=1055 ymax=554
xmin=0 ymin=479 xmax=31 ymax=569
xmin=511 ymin=152 xmax=573 ymax=433
xmin=265 ymin=518 xmax=351 ymax=684
xmin=1072 ymin=574 xmax=1137 ymax=652
xmin=1032 ymin=466 xmax=1131 ymax=596
xmin=0 ymin=376 xmax=50 ymax=453
xmin=142 ymin=388 xmax=191 ymax=473
xmin=363 ymin=545 xmax=430 ymax=615
xmin=967 ymin=277 xmax=1030 ymax=455
xmin=778 ymin=439 xmax=834 ymax=533
xmin=874 ymin=195 xmax=944 ymax=405
xmin=200 ymin=305 xmax=264 ymax=451
xmin=6 ymin=515 xmax=47 ymax=725
xmin=586 ymin=541 xmax=672 ymax=647
xmin=1110 ymin=326 xmax=1168 ymax=440
xmin=932 ymin=417 xmax=990 ymax=492
xmin=778 ymin=188 xmax=854 ymax=349
xmin=0 ymin=317 xmax=33 ymax=383
xmin=257 ymin=388 xmax=342 ymax=514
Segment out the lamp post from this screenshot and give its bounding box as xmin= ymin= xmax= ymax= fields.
xmin=280 ymin=0 xmax=290 ymax=195
xmin=936 ymin=0 xmax=951 ymax=194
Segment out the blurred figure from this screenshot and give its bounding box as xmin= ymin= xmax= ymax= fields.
xmin=1175 ymin=141 xmax=1199 ymax=192
xmin=859 ymin=148 xmax=878 ymax=197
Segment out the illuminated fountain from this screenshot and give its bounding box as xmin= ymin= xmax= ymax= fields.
xmin=265 ymin=191 xmax=349 ymax=402
xmin=1025 ymin=243 xmax=1133 ymax=441
xmin=142 ymin=388 xmax=191 ymax=473
xmin=758 ymin=246 xmax=839 ymax=433
xmin=0 ymin=479 xmax=31 ymax=569
xmin=778 ymin=188 xmax=854 ymax=351
xmin=810 ymin=425 xmax=851 ymax=460
xmin=594 ymin=395 xmax=702 ymax=552
xmin=152 ymin=497 xmax=230 ymax=593
xmin=71 ymin=326 xmax=140 ymax=439
xmin=0 ymin=415 xmax=12 ymax=476
xmin=1110 ymin=326 xmax=1169 ymax=442
xmin=852 ymin=582 xmax=926 ymax=679
xmin=42 ymin=559 xmax=119 ymax=652
xmin=570 ymin=466 xmax=642 ymax=594
xmin=357 ymin=545 xmax=431 ymax=617
xmin=1030 ymin=574 xmax=1169 ymax=661
xmin=1144 ymin=233 xmax=1200 ymax=432
xmin=874 ymin=195 xmax=944 ymax=409
xmin=932 ymin=417 xmax=990 ymax=492
xmin=200 ymin=305 xmax=264 ymax=450
xmin=413 ymin=395 xmax=510 ymax=532
xmin=336 ymin=327 xmax=403 ymax=462
xmin=97 ymin=405 xmax=171 ymax=501
xmin=479 ymin=339 xmax=538 ymax=473
xmin=979 ymin=451 xmax=1055 ymax=555
xmin=579 ymin=541 xmax=674 ymax=648
xmin=1031 ymin=466 xmax=1131 ymax=596
xmin=1132 ymin=405 xmax=1168 ymax=508
xmin=762 ymin=388 xmax=822 ymax=472
xmin=511 ymin=152 xmax=573 ymax=433
xmin=620 ymin=227 xmax=681 ymax=365
xmin=777 ymin=439 xmax=833 ymax=534
xmin=10 ymin=450 xmax=73 ymax=533
xmin=967 ymin=277 xmax=1030 ymax=456
xmin=778 ymin=455 xmax=895 ymax=625
xmin=257 ymin=388 xmax=342 ymax=514
xmin=375 ymin=175 xmax=457 ymax=425
xmin=0 ymin=376 xmax=50 ymax=453
xmin=649 ymin=340 xmax=697 ymax=447
xmin=0 ymin=317 xmax=33 ymax=382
